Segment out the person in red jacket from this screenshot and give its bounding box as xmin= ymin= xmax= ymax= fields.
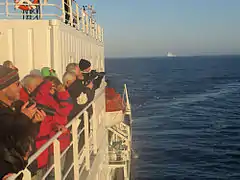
xmin=44 ymin=76 xmax=73 ymax=153
xmin=20 ymin=74 xmax=73 ymax=175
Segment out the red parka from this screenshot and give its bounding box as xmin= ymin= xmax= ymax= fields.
xmin=20 ymin=81 xmax=73 ymax=168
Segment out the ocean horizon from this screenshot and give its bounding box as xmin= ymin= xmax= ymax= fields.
xmin=106 ymin=54 xmax=240 ymax=60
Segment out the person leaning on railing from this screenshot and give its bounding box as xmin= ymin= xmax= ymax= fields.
xmin=20 ymin=74 xmax=73 ymax=178
xmin=43 ymin=75 xmax=73 ymax=179
xmin=79 ymin=59 xmax=105 ymax=91
xmin=65 ymin=59 xmax=105 ymax=120
xmin=65 ymin=62 xmax=81 ymax=79
xmin=62 ymin=60 xmax=96 ymax=178
xmin=65 ymin=61 xmax=93 ymax=120
xmin=78 ymin=59 xmax=105 ymax=116
xmin=0 ymin=66 xmax=46 ymax=179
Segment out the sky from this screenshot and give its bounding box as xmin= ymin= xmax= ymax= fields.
xmin=77 ymin=0 xmax=240 ymax=57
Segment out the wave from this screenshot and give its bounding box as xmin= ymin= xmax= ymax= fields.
xmin=143 ymin=82 xmax=240 ymax=109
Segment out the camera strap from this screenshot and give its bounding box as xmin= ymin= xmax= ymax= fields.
xmin=0 ymin=100 xmax=16 ymax=112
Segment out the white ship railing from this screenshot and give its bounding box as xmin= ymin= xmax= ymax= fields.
xmin=7 ymin=84 xmax=132 ymax=180
xmin=108 ymin=84 xmax=132 ymax=180
xmin=0 ymin=0 xmax=104 ymax=42
xmin=8 ymin=86 xmax=106 ymax=180
xmin=123 ymin=84 xmax=132 ymax=117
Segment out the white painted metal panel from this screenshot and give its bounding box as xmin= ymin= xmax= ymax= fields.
xmin=56 ymin=21 xmax=104 ymax=77
xmin=0 ymin=20 xmax=51 ymax=78
xmin=105 ymin=111 xmax=124 ymax=128
xmin=0 ymin=20 xmax=104 ymax=79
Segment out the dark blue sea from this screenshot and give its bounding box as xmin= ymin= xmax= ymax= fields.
xmin=106 ymin=56 xmax=240 ymax=180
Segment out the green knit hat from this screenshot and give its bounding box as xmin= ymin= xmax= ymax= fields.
xmin=41 ymin=67 xmax=57 ymax=77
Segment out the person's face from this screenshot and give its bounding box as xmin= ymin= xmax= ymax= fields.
xmin=75 ymin=66 xmax=81 ymax=76
xmin=83 ymin=67 xmax=91 ymax=73
xmin=2 ymin=81 xmax=21 ymax=102
xmin=66 ymin=76 xmax=76 ymax=88
xmin=27 ymin=77 xmax=43 ymax=93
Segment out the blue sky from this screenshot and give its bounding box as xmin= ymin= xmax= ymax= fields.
xmin=77 ymin=0 xmax=240 ymax=57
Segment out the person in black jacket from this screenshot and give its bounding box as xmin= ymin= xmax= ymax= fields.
xmin=79 ymin=59 xmax=105 ymax=90
xmin=0 ymin=66 xmax=46 ymax=179
xmin=62 ymin=68 xmax=95 ymax=177
xmin=62 ymin=71 xmax=91 ymax=120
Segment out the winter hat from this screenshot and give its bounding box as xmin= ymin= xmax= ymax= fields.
xmin=41 ymin=67 xmax=57 ymax=77
xmin=2 ymin=60 xmax=18 ymax=71
xmin=30 ymin=69 xmax=42 ymax=77
xmin=0 ymin=65 xmax=19 ymax=90
xmin=79 ymin=59 xmax=91 ymax=71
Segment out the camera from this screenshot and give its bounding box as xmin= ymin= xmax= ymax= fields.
xmin=83 ymin=70 xmax=105 ymax=86
xmin=27 ymin=98 xmax=56 ymax=116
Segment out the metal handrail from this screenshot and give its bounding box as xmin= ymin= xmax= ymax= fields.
xmin=107 ymin=84 xmax=132 ymax=179
xmin=0 ymin=0 xmax=104 ymax=42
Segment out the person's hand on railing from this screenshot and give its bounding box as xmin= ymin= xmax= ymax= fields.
xmin=2 ymin=173 xmax=14 ymax=180
xmin=54 ymin=124 xmax=68 ymax=134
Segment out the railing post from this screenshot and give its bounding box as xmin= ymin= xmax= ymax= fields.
xmin=99 ymin=26 xmax=101 ymax=42
xmin=124 ymin=84 xmax=131 ymax=115
xmin=124 ymin=164 xmax=128 ymax=179
xmin=127 ymin=125 xmax=131 ymax=149
xmin=86 ymin=14 xmax=89 ymax=35
xmin=102 ymin=28 xmax=104 ymax=42
xmin=98 ymin=25 xmax=100 ymax=41
xmin=101 ymin=28 xmax=104 ymax=42
xmin=91 ymin=20 xmax=95 ymax=39
xmin=61 ymin=0 xmax=65 ymax=22
xmin=72 ymin=117 xmax=80 ymax=179
xmin=95 ymin=23 xmax=98 ymax=40
xmin=5 ymin=0 xmax=8 ymax=17
xmin=53 ymin=139 xmax=62 ymax=180
xmin=84 ymin=111 xmax=90 ymax=170
xmin=76 ymin=4 xmax=80 ymax=30
xmin=22 ymin=169 xmax=32 ymax=180
xmin=39 ymin=0 xmax=43 ymax=19
xmin=97 ymin=25 xmax=99 ymax=41
xmin=91 ymin=22 xmax=95 ymax=39
xmin=81 ymin=8 xmax=85 ymax=32
xmin=68 ymin=0 xmax=73 ymax=26
xmin=89 ymin=17 xmax=92 ymax=37
xmin=92 ymin=102 xmax=98 ymax=154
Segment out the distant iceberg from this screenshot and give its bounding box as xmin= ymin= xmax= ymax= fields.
xmin=167 ymin=52 xmax=177 ymax=57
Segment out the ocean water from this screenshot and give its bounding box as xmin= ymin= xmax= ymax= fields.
xmin=106 ymin=56 xmax=240 ymax=180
